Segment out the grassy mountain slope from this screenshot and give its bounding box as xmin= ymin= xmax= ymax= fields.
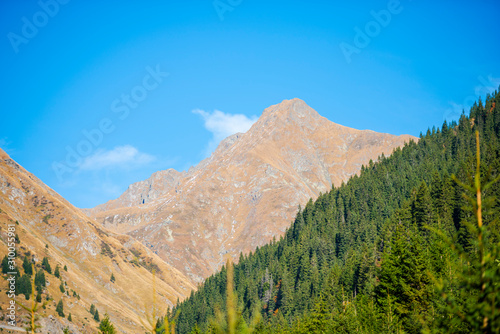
xmin=0 ymin=148 xmax=194 ymax=333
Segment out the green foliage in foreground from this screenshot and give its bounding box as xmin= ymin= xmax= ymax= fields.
xmin=172 ymin=91 xmax=500 ymax=333
xmin=98 ymin=313 xmax=117 ymax=334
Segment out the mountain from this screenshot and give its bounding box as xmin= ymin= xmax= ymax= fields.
xmin=86 ymin=98 xmax=416 ymax=282
xmin=172 ymin=89 xmax=500 ymax=333
xmin=0 ymin=148 xmax=194 ymax=333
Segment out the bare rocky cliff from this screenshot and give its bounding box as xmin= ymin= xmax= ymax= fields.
xmin=87 ymin=98 xmax=417 ymax=283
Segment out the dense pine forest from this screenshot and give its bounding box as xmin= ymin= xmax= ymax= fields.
xmin=169 ymin=91 xmax=500 ymax=334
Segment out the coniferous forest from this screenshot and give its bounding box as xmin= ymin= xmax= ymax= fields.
xmin=169 ymin=90 xmax=500 ymax=333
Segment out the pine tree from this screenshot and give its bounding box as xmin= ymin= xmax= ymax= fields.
xmin=375 ymin=207 xmax=431 ymax=332
xmin=41 ymin=257 xmax=52 ymax=274
xmin=110 ymin=273 xmax=115 ymax=283
xmin=54 ymin=265 xmax=60 ymax=278
xmin=18 ymin=274 xmax=32 ymax=300
xmin=413 ymin=181 xmax=432 ymax=231
xmin=1 ymin=255 xmax=9 ymax=274
xmin=68 ymin=313 xmax=72 ymax=321
xmin=94 ymin=309 xmax=100 ymax=322
xmin=56 ymin=300 xmax=64 ymax=317
xmin=90 ymin=304 xmax=96 ymax=315
xmin=23 ymin=256 xmax=33 ymax=275
xmin=34 ymin=270 xmax=46 ymax=289
xmin=64 ymin=265 xmax=68 ymax=271
xmin=302 ymin=297 xmax=329 ymax=334
xmin=60 ymin=282 xmax=65 ymax=293
xmin=98 ymin=313 xmax=116 ymax=334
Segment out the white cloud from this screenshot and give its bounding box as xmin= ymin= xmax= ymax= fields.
xmin=79 ymin=145 xmax=155 ymax=171
xmin=445 ymin=75 xmax=500 ymax=122
xmin=0 ymin=137 xmax=14 ymax=154
xmin=474 ymin=75 xmax=500 ymax=97
xmin=193 ymin=109 xmax=258 ymax=153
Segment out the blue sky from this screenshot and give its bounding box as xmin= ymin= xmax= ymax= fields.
xmin=1 ymin=0 xmax=499 ymax=208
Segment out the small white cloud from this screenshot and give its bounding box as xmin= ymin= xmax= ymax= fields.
xmin=474 ymin=75 xmax=500 ymax=97
xmin=0 ymin=137 xmax=14 ymax=154
xmin=79 ymin=145 xmax=155 ymax=171
xmin=445 ymin=75 xmax=500 ymax=122
xmin=193 ymin=109 xmax=258 ymax=154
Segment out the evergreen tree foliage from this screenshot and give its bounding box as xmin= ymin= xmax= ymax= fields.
xmin=56 ymin=300 xmax=64 ymax=317
xmin=18 ymin=274 xmax=33 ymax=300
xmin=34 ymin=270 xmax=46 ymax=290
xmin=98 ymin=313 xmax=116 ymax=334
xmin=16 ymin=264 xmax=48 ymax=334
xmin=41 ymin=257 xmax=52 ymax=274
xmin=23 ymin=256 xmax=33 ymax=275
xmin=1 ymin=255 xmax=9 ymax=274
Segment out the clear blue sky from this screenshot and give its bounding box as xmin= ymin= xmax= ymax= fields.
xmin=1 ymin=0 xmax=499 ymax=208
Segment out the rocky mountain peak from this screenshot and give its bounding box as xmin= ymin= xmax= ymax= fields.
xmin=87 ymin=99 xmax=417 ymax=282
xmin=261 ymin=98 xmax=320 ymax=122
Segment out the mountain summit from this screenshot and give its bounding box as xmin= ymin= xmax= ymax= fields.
xmin=86 ymin=99 xmax=416 ymax=282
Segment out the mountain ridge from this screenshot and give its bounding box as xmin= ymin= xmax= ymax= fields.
xmin=86 ymin=98 xmax=416 ymax=282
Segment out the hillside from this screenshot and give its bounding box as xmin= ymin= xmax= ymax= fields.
xmin=173 ymin=92 xmax=500 ymax=333
xmin=0 ymin=148 xmax=195 ymax=333
xmin=86 ymin=98 xmax=415 ymax=282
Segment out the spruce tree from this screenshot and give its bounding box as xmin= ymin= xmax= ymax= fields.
xmin=34 ymin=270 xmax=46 ymax=289
xmin=1 ymin=255 xmax=9 ymax=274
xmin=41 ymin=257 xmax=52 ymax=274
xmin=17 ymin=274 xmax=32 ymax=299
xmin=56 ymin=300 xmax=64 ymax=317
xmin=98 ymin=313 xmax=116 ymax=334
xmin=22 ymin=256 xmax=33 ymax=275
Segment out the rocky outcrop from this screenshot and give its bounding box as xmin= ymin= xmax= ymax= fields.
xmin=85 ymin=169 xmax=185 ymax=215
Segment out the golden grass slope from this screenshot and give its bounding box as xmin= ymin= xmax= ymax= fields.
xmin=0 ymin=148 xmax=194 ymax=333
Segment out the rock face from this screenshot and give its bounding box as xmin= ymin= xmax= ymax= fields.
xmin=0 ymin=149 xmax=194 ymax=333
xmin=94 ymin=169 xmax=186 ymax=211
xmin=86 ymin=98 xmax=416 ymax=282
